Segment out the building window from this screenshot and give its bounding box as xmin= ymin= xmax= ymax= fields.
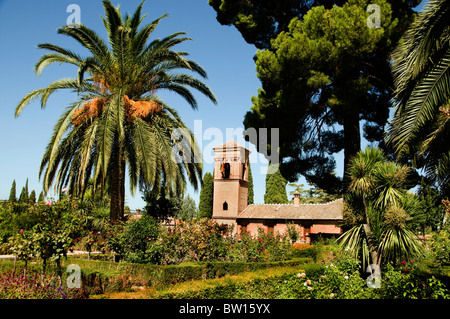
xmin=240 ymin=225 xmax=247 ymax=234
xmin=223 ymin=201 xmax=228 ymax=211
xmin=221 ymin=162 xmax=230 ymax=179
xmin=267 ymin=225 xmax=274 ymax=235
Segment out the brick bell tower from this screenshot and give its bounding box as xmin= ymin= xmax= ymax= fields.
xmin=212 ymin=140 xmax=250 ymax=233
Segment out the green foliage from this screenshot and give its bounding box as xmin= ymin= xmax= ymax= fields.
xmin=387 ymin=0 xmax=450 ymax=197
xmin=175 ymin=194 xmax=198 ymax=221
xmin=198 ymin=173 xmax=214 ymax=219
xmin=8 ymin=230 xmax=36 ymax=269
xmin=8 ymin=180 xmax=16 ymax=203
xmin=339 ymin=147 xmax=424 ymax=266
xmin=15 ymin=0 xmax=216 ymax=223
xmin=18 ymin=180 xmax=29 ymax=204
xmin=241 ymin=0 xmax=417 ymax=192
xmin=289 ymin=183 xmax=341 ymax=204
xmin=4 ymin=199 xmax=80 ymax=276
xmin=286 ymin=222 xmax=299 ymax=243
xmin=107 ymin=216 xmax=160 ymax=264
xmin=115 ymin=218 xmax=303 ymax=266
xmin=264 ymin=166 xmax=288 ymax=204
xmin=429 ymin=229 xmax=450 ymax=266
xmin=29 ymin=190 xmax=36 ymax=204
xmin=143 ymin=187 xmax=179 ymax=221
xmin=155 ymin=218 xmax=229 ymax=264
xmin=208 ymin=0 xmax=324 ymax=49
xmin=37 ymin=191 xmax=44 ymax=204
xmin=378 ymin=261 xmax=449 ymax=299
xmin=247 ymin=164 xmax=254 ymax=204
xmin=0 ymin=195 xmax=116 ymax=273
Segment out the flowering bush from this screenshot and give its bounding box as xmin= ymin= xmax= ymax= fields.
xmin=277 ymin=250 xmax=450 ymax=299
xmin=229 ymin=228 xmax=292 ymax=262
xmin=150 ymin=218 xmax=230 ymax=265
xmin=0 ymin=270 xmax=87 ymax=299
xmin=377 ymin=260 xmax=449 ymax=299
xmin=3 ymin=196 xmax=108 ymax=275
xmin=280 ymin=249 xmax=372 ymax=299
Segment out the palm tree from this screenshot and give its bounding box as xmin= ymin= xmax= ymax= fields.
xmin=15 ymin=1 xmax=217 ymax=223
xmin=386 ymin=0 xmax=450 ymax=193
xmin=338 ymin=147 xmax=423 ymax=267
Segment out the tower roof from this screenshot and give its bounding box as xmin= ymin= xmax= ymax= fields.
xmin=213 ymin=140 xmax=250 ymax=152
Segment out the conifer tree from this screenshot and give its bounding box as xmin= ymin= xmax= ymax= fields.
xmin=198 ymin=172 xmax=214 ymax=219
xmin=8 ymin=180 xmax=16 ymax=203
xmin=18 ymin=179 xmax=29 ymax=203
xmin=29 ymin=190 xmax=36 ymax=204
xmin=264 ymin=165 xmax=288 ymax=204
xmin=247 ymin=164 xmax=254 ymax=205
xmin=38 ymin=191 xmax=45 ymax=204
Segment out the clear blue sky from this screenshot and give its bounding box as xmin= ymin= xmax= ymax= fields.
xmin=0 ymin=0 xmax=426 ymax=209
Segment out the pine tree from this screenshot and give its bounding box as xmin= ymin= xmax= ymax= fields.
xmin=8 ymin=180 xmax=16 ymax=203
xmin=198 ymin=172 xmax=214 ymax=219
xmin=264 ymin=165 xmax=288 ymax=204
xmin=247 ymin=164 xmax=254 ymax=205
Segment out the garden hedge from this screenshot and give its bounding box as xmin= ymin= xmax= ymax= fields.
xmin=158 ymin=263 xmax=325 ymax=299
xmin=0 ymin=256 xmax=314 ymax=295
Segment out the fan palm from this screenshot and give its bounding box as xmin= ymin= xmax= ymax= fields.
xmin=338 ymin=147 xmax=423 ymax=267
xmin=386 ymin=0 xmax=450 ymax=191
xmin=15 ymin=1 xmax=217 ymax=223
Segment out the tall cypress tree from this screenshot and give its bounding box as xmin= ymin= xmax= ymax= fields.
xmin=8 ymin=180 xmax=16 ymax=202
xmin=29 ymin=190 xmax=37 ymax=204
xmin=247 ymin=164 xmax=254 ymax=205
xmin=19 ymin=187 xmax=27 ymax=203
xmin=38 ymin=191 xmax=45 ymax=204
xmin=19 ymin=179 xmax=29 ymax=203
xmin=198 ymin=172 xmax=214 ymax=219
xmin=264 ymin=165 xmax=288 ymax=204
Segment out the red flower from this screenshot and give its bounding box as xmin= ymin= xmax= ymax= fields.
xmin=19 ymin=229 xmax=24 ymax=233
xmin=401 ymin=261 xmax=406 ymax=265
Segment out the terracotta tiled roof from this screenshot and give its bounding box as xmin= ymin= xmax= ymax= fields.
xmin=237 ymin=198 xmax=344 ymax=220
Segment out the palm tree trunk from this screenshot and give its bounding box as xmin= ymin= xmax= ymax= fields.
xmin=362 ymin=194 xmax=379 ymax=265
xmin=120 ymin=154 xmax=126 ymax=221
xmin=110 ymin=141 xmax=124 ymax=224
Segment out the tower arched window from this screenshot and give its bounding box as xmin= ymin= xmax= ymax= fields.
xmin=223 ymin=201 xmax=228 ymax=211
xmin=221 ymin=162 xmax=230 ymax=179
